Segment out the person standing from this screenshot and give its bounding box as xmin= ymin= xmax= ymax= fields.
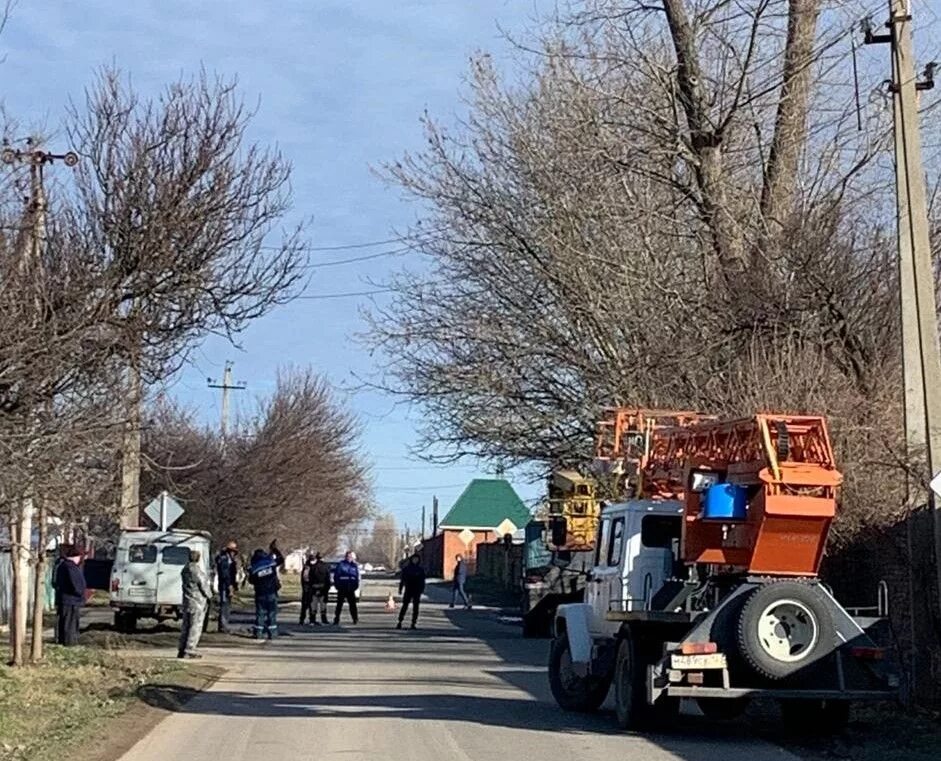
xmin=309 ymin=552 xmax=331 ymax=625
xmin=53 ymin=545 xmax=86 ymax=646
xmin=214 ymin=541 xmax=239 ymax=633
xmin=450 ymin=553 xmax=472 ymax=609
xmin=178 ymin=549 xmax=212 ymax=659
xmin=299 ymin=552 xmax=317 ymax=625
xmin=332 ymin=551 xmax=360 ymax=625
xmin=248 ymin=548 xmax=280 ymax=639
xmin=269 ymin=539 xmax=286 ymax=571
xmin=397 ymin=553 xmax=426 ymax=630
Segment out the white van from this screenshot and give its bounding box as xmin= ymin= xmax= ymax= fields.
xmin=110 ymin=529 xmax=212 ymax=632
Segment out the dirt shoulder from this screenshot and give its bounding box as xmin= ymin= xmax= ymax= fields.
xmin=0 ymin=646 xmax=222 ymax=761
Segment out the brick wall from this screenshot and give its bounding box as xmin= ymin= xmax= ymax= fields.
xmin=822 ymin=507 xmax=941 ymax=706
xmin=419 ymin=529 xmax=496 ymax=580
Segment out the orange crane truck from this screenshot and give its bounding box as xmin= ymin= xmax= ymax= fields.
xmin=548 ymin=412 xmax=898 ymax=733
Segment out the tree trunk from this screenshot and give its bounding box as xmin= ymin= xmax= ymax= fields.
xmin=30 ymin=503 xmax=48 ymax=662
xmin=9 ymin=502 xmax=33 ymax=667
xmin=120 ymin=354 xmax=143 ymax=528
xmin=759 ymin=0 xmax=822 ymax=248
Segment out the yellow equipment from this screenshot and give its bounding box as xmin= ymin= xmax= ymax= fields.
xmin=546 ymin=470 xmax=600 ymax=552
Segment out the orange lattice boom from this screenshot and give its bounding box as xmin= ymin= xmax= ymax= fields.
xmin=643 ymin=415 xmax=842 ymax=577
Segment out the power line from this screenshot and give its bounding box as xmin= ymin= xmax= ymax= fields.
xmin=295 ymin=288 xmax=393 ymax=300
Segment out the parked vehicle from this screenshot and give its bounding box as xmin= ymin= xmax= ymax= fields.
xmin=109 ymin=529 xmax=212 ymax=633
xmin=549 ymin=411 xmax=898 ymax=734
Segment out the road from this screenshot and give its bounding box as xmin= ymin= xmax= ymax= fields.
xmin=117 ymin=583 xmax=799 ymax=761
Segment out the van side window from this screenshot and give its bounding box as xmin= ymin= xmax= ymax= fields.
xmin=161 ymin=547 xmax=190 ymax=565
xmin=641 ymin=516 xmax=682 ymax=548
xmin=608 ymin=518 xmax=625 ymax=566
xmin=129 ymin=544 xmax=157 ymax=564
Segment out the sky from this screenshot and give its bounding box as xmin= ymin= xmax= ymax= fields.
xmin=0 ymin=0 xmax=551 ymax=531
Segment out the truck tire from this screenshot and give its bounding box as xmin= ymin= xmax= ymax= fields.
xmin=614 ymin=631 xmax=678 ymax=730
xmin=737 ymin=581 xmax=832 ymax=680
xmin=780 ymin=699 xmax=850 ymax=735
xmin=115 ymin=610 xmax=137 ymax=634
xmin=548 ymin=634 xmax=611 ymax=712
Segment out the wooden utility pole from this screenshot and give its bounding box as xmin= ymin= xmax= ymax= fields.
xmin=866 ymin=0 xmax=941 ymax=634
xmin=1 ymin=139 xmax=78 ymax=664
xmin=208 ymin=361 xmax=245 ymax=453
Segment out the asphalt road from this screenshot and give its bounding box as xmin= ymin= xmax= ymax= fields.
xmin=117 ymin=582 xmax=799 ymax=761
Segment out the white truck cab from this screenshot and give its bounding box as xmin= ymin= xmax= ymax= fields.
xmin=110 ymin=528 xmax=212 ymax=632
xmin=556 ymin=499 xmax=682 ymax=656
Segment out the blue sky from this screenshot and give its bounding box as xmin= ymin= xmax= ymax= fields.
xmin=0 ymin=0 xmax=549 ymax=531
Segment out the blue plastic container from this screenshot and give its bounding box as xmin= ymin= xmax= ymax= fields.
xmin=702 ymin=483 xmax=747 ymax=521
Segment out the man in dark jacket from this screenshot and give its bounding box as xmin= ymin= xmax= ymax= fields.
xmin=53 ymin=545 xmax=86 ymax=646
xmin=248 ymin=548 xmax=280 ymax=639
xmin=308 ymin=552 xmax=331 ymax=625
xmin=332 ymin=551 xmax=359 ymax=625
xmin=269 ymin=540 xmax=286 ymax=571
xmin=397 ymin=553 xmax=426 ymax=630
xmin=214 ymin=541 xmax=239 ymax=633
xmin=450 ymin=553 xmax=472 ymax=609
xmin=299 ymin=552 xmax=317 ymax=625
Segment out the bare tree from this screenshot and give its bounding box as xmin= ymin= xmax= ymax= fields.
xmin=142 ymin=367 xmax=371 ymax=553
xmin=65 ymin=67 xmax=308 ymax=525
xmin=365 ymin=0 xmax=913 ymax=547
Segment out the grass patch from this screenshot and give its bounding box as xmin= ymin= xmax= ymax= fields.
xmin=0 ymin=646 xmax=196 ymax=761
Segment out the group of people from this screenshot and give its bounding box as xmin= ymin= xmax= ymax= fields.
xmin=173 ymin=544 xmax=474 ymax=658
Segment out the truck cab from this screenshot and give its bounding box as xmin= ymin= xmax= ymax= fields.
xmin=584 ymin=500 xmax=682 ymax=637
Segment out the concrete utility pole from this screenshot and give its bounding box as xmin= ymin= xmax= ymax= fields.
xmin=1 ymin=138 xmax=78 ymax=664
xmin=207 ymin=361 xmax=246 ymax=452
xmin=866 ymin=0 xmax=941 ymax=624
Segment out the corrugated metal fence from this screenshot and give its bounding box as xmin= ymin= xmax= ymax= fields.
xmin=475 ymin=541 xmax=523 ymax=590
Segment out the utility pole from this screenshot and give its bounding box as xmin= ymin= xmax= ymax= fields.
xmin=1 ymin=139 xmax=78 ymax=664
xmin=432 ymin=495 xmax=439 ymax=537
xmin=865 ymin=0 xmax=941 ymax=646
xmin=207 ymin=361 xmax=246 ymax=452
xmin=421 ymin=504 xmax=426 ymax=539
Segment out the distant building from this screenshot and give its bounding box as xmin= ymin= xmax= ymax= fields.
xmin=420 ymin=478 xmax=530 ymax=580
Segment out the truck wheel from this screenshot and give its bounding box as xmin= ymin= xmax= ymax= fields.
xmin=780 ymin=699 xmax=850 ymax=735
xmin=737 ymin=582 xmax=832 ymax=680
xmin=697 ymin=697 xmax=748 ymax=721
xmin=548 ymin=635 xmax=611 ymax=712
xmin=614 ymin=632 xmax=678 ymax=730
xmin=114 ymin=610 xmax=137 ymax=634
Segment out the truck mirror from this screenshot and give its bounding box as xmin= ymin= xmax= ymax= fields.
xmin=550 ymin=517 xmax=568 ymax=548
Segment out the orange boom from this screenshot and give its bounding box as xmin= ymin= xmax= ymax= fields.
xmin=642 ymin=415 xmax=842 ymax=576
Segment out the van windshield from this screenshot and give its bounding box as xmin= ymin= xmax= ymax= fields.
xmin=161 ymin=546 xmax=191 ymax=565
xmin=128 ymin=544 xmax=157 ymax=564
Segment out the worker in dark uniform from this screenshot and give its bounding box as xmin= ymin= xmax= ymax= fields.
xmin=179 ymin=549 xmax=212 ymax=659
xmin=332 ymin=551 xmax=360 ymax=625
xmin=214 ymin=540 xmax=239 ymax=633
xmin=248 ymin=548 xmax=280 ymax=639
xmin=300 ymin=552 xmax=317 ymax=625
xmin=397 ymin=553 xmax=426 ymax=630
xmin=53 ymin=545 xmax=86 ymax=646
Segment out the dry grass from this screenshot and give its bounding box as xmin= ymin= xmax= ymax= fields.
xmin=0 ymin=646 xmax=182 ymax=761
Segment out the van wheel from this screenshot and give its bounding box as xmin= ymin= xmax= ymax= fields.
xmin=548 ymin=635 xmax=611 ymax=712
xmin=114 ymin=611 xmax=137 ymax=634
xmin=614 ymin=631 xmax=678 ymax=731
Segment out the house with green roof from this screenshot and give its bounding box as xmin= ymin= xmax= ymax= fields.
xmin=420 ymin=478 xmax=531 ymax=580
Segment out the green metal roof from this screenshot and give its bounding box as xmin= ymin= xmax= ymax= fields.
xmin=439 ymin=479 xmax=531 ymax=531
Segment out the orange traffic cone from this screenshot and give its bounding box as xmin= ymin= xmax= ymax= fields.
xmin=385 ymin=593 xmax=396 ymax=612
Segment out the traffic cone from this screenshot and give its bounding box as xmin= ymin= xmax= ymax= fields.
xmin=385 ymin=593 xmax=396 ymax=612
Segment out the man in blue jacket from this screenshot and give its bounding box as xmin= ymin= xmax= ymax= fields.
xmin=332 ymin=551 xmax=359 ymax=625
xmin=214 ymin=541 xmax=239 ymax=633
xmin=53 ymin=545 xmax=86 ymax=646
xmin=248 ymin=548 xmax=280 ymax=639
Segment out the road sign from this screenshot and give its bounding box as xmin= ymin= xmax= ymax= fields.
xmin=930 ymin=471 xmax=941 ymax=499
xmin=144 ymin=492 xmax=184 ymax=530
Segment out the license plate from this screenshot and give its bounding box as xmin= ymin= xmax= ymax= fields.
xmin=670 ymin=653 xmax=727 ymax=670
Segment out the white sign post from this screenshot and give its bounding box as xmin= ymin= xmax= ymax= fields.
xmin=143 ymin=491 xmax=184 ymax=531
